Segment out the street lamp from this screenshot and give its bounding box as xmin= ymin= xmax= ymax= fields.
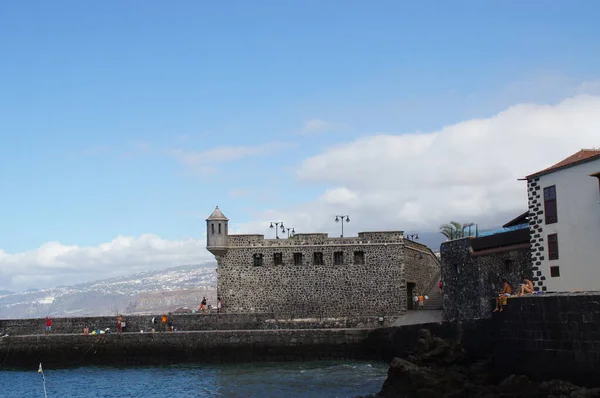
xmin=285 ymin=227 xmax=295 ymax=238
xmin=335 ymin=215 xmax=350 ymax=237
xmin=406 ymin=233 xmax=419 ymax=241
xmin=269 ymin=222 xmax=285 ymax=239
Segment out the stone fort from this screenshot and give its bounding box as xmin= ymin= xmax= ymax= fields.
xmin=205 ymin=206 xmax=440 ymax=318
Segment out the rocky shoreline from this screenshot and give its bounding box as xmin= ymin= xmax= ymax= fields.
xmin=361 ymin=329 xmax=600 ymax=398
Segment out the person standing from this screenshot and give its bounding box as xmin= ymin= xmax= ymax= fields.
xmin=437 ymin=280 xmax=443 ymax=294
xmin=200 ymin=297 xmax=207 ymax=313
xmin=418 ymin=294 xmax=425 ymax=309
xmin=116 ymin=315 xmax=123 ymax=334
xmin=44 ymin=317 xmax=52 ymax=334
xmin=217 ymin=297 xmax=222 ymax=313
xmin=160 ymin=314 xmax=168 ymax=332
xmin=413 ymin=294 xmax=419 ymax=310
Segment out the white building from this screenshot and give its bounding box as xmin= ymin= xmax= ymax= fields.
xmin=523 ymin=149 xmax=600 ymax=292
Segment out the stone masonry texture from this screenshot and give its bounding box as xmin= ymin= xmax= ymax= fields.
xmin=212 ymin=231 xmax=440 ymax=318
xmin=0 ymin=329 xmax=371 ymax=369
xmin=0 ymin=313 xmax=396 ymax=337
xmin=493 ymin=293 xmax=600 ymax=388
xmin=441 ymin=238 xmax=531 ymax=321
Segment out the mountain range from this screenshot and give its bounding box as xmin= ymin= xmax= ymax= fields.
xmin=0 ymin=263 xmax=217 ymax=319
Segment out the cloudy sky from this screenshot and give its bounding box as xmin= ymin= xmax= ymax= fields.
xmin=1 ymin=2 xmax=599 ymax=292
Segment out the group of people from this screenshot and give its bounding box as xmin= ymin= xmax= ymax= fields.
xmin=493 ymin=277 xmax=534 ymax=312
xmin=199 ymin=296 xmax=222 ymax=313
xmin=413 ymin=293 xmax=429 ymax=309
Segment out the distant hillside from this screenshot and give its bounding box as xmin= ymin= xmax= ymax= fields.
xmin=0 ymin=263 xmax=217 ymax=319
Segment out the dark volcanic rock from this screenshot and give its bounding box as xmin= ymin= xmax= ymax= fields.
xmin=359 ymin=328 xmax=600 ymax=398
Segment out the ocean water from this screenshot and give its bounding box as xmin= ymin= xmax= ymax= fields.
xmin=0 ymin=361 xmax=388 ymax=398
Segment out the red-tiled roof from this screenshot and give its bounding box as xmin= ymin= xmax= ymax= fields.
xmin=526 ymin=149 xmax=600 ymax=179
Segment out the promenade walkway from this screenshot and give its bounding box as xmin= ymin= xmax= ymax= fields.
xmin=391 ymin=310 xmax=442 ymax=327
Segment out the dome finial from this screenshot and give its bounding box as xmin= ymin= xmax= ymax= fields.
xmin=206 ymin=206 xmax=228 ymax=221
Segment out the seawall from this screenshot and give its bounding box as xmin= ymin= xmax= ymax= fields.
xmin=0 ymin=313 xmax=395 ymax=336
xmin=0 ymin=329 xmax=370 ymax=369
xmin=493 ymin=292 xmax=600 ymax=387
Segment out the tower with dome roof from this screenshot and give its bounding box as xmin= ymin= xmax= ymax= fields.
xmin=206 ymin=206 xmax=229 ymax=257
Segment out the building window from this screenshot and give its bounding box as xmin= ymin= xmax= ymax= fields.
xmin=211 ymin=224 xmax=215 ymax=235
xmin=273 ymin=253 xmax=283 ymax=265
xmin=550 ymin=266 xmax=560 ymax=278
xmin=503 ymin=259 xmax=512 ymax=272
xmin=253 ymin=254 xmax=263 ymax=266
xmin=353 ymin=251 xmax=365 ymax=265
xmin=334 ymin=251 xmax=344 ymax=265
xmin=313 ymin=252 xmax=324 ymax=266
xmin=548 ymin=234 xmax=559 ymax=260
xmin=543 ymin=185 xmax=558 ymax=224
xmin=293 ymin=253 xmax=303 ymax=266
xmin=218 ymin=223 xmax=221 ymax=234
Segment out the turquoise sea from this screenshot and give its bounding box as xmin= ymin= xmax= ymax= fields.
xmin=0 ymin=360 xmax=388 ymax=398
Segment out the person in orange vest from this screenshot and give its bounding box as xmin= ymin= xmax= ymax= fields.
xmin=160 ymin=314 xmax=168 ymax=332
xmin=418 ymin=294 xmax=425 ymax=309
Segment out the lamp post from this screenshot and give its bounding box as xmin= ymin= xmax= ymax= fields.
xmin=405 ymin=233 xmax=419 ymax=241
xmin=335 ymin=215 xmax=350 ymax=237
xmin=285 ymin=227 xmax=295 ymax=238
xmin=269 ymin=222 xmax=285 ymax=239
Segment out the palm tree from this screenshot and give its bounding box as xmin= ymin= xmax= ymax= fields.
xmin=439 ymin=221 xmax=464 ymax=240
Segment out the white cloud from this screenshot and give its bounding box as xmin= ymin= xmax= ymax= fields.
xmin=170 ymin=142 xmax=294 ymax=174
xmin=0 ymin=234 xmax=212 ymax=292
xmin=233 ymin=95 xmax=600 ymax=242
xmin=229 ymin=189 xmax=251 ymax=198
xmin=576 ymin=80 xmax=600 ymax=95
xmin=300 ymin=119 xmax=335 ymax=135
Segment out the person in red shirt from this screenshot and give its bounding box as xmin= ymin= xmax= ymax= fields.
xmin=45 ymin=317 xmax=52 ymax=334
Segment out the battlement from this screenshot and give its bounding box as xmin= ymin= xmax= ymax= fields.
xmin=226 ymin=231 xmax=405 ymax=247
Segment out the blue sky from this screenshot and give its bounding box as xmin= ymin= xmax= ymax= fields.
xmin=1 ymin=1 xmax=600 ymax=291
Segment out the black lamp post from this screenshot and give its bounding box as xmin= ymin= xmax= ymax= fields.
xmin=335 ymin=215 xmax=350 ymax=237
xmin=406 ymin=233 xmax=419 ymax=241
xmin=285 ymin=227 xmax=295 ymax=238
xmin=269 ymin=222 xmax=285 ymax=239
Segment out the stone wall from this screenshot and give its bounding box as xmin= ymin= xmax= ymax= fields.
xmin=493 ymin=293 xmax=600 ymax=387
xmin=441 ymin=238 xmax=531 ymax=321
xmin=218 ymin=241 xmax=406 ymax=317
xmin=0 ymin=328 xmax=370 ymax=369
xmin=0 ymin=313 xmax=396 ymax=336
xmin=404 ymin=240 xmax=441 ymax=297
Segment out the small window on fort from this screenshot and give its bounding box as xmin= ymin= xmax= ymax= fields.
xmin=273 ymin=253 xmax=283 ymax=265
xmin=211 ymin=224 xmax=215 ymax=235
xmin=218 ymin=223 xmax=221 ymax=234
xmin=503 ymin=259 xmax=512 ymax=272
xmin=548 ymin=234 xmax=559 ymax=260
xmin=354 ymin=251 xmax=365 ymax=265
xmin=334 ymin=251 xmax=344 ymax=265
xmin=293 ymin=253 xmax=303 ymax=266
xmin=253 ymin=253 xmax=263 ymax=266
xmin=550 ymin=266 xmax=560 ymax=278
xmin=313 ymin=252 xmax=324 ymax=265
